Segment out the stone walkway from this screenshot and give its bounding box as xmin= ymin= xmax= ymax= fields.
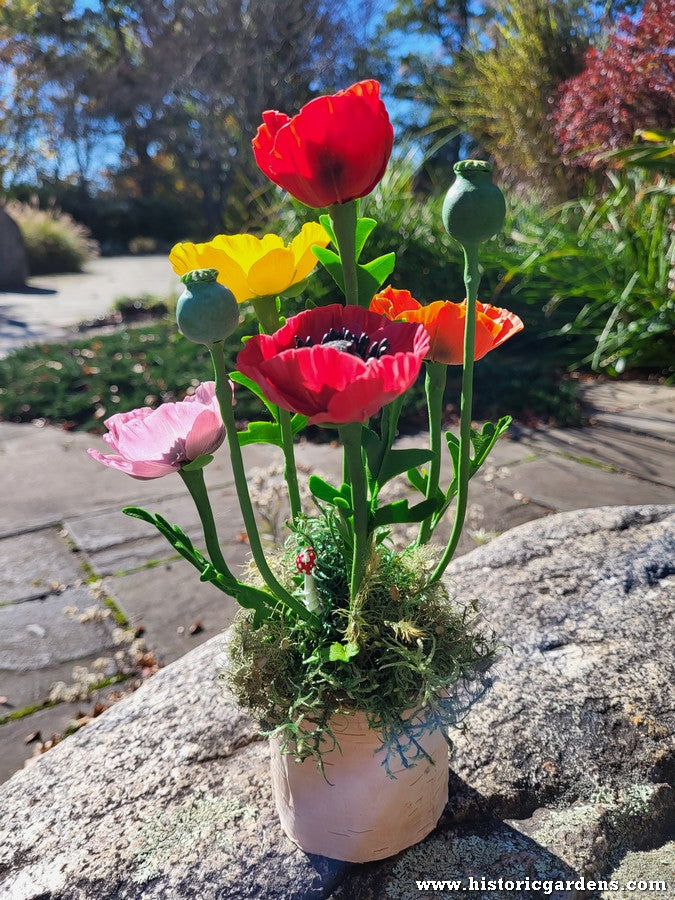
xmin=0 ymin=381 xmax=673 ymax=783
xmin=0 ymin=255 xmax=179 ymax=356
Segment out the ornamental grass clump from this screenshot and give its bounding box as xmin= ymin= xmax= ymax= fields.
xmin=88 ymin=80 xmax=523 ymax=773
xmin=7 ymin=200 xmax=98 ymax=274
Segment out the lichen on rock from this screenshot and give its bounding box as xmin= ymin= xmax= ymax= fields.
xmin=0 ymin=505 xmax=673 ymax=899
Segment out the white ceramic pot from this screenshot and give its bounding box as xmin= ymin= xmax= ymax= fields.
xmin=269 ymin=710 xmax=448 ymax=862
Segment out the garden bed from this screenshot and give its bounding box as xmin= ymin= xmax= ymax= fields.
xmin=0 ymin=318 xmax=583 ymax=433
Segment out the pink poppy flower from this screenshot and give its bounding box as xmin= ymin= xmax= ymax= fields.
xmin=87 ymin=382 xmax=226 ymax=479
xmin=236 ymin=304 xmax=429 ymax=425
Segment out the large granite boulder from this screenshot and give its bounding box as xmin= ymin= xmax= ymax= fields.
xmin=0 ymin=505 xmax=673 ymax=899
xmin=0 ymin=207 xmax=29 ymax=288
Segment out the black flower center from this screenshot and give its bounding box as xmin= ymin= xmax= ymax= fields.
xmin=294 ymin=326 xmax=390 ymax=361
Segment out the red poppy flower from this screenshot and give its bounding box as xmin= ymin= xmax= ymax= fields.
xmin=252 ymin=80 xmax=394 ymax=208
xmin=370 ymin=286 xmax=523 ymax=365
xmin=236 ymin=304 xmax=429 ymax=425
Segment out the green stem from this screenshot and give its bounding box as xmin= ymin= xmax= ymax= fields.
xmin=250 ymin=296 xmax=279 ymax=335
xmin=370 ymin=395 xmax=405 ymax=502
xmin=417 ymin=361 xmax=447 ymax=546
xmin=278 ymin=408 xmax=302 ymax=520
xmin=382 ymin=393 xmax=405 ymax=451
xmin=339 ymin=423 xmax=370 ymax=600
xmin=429 ymin=244 xmax=480 ymax=584
xmin=209 ymin=342 xmax=318 ymax=626
xmin=330 ymin=200 xmax=359 ymax=306
xmin=250 ymin=296 xmax=302 ymax=521
xmin=178 ymin=467 xmax=231 ymax=576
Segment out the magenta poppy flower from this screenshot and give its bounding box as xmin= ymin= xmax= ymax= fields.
xmin=87 ymin=382 xmax=226 ymax=479
xmin=236 ymin=305 xmax=429 ymax=425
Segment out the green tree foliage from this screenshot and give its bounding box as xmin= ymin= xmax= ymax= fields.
xmin=0 ymin=0 xmax=384 ymax=239
xmin=383 ymin=1 xmax=490 ymax=180
xmin=383 ymin=0 xmax=642 ymax=197
xmin=430 ymin=0 xmax=590 ymax=198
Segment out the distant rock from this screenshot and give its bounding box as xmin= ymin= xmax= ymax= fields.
xmin=0 ymin=505 xmax=672 ymax=899
xmin=0 ymin=208 xmax=29 ymax=289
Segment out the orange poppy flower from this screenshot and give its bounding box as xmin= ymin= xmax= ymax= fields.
xmin=370 ymin=286 xmax=523 ymax=365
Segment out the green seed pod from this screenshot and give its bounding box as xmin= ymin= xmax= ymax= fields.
xmin=176 ymin=268 xmax=239 ymax=345
xmin=442 ymin=160 xmax=506 ymax=247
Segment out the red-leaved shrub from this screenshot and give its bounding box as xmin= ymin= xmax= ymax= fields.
xmin=552 ymin=0 xmax=675 ymax=169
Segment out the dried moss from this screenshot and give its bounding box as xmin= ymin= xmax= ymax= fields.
xmin=221 ymin=518 xmax=496 ymax=771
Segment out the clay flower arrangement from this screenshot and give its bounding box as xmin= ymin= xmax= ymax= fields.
xmin=89 ymin=80 xmax=523 ymax=862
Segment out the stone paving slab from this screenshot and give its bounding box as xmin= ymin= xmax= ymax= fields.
xmin=64 ymin=486 xmax=246 ymax=575
xmin=0 ymin=421 xmax=286 ymax=535
xmin=580 ymin=380 xmax=672 ymax=413
xmin=591 ymin=409 xmax=675 ymax=442
xmin=0 ymin=256 xmax=180 ymax=356
xmin=0 ymin=679 xmax=136 ymax=785
xmin=524 ymin=423 xmax=675 ymax=488
xmin=0 ymin=424 xmax=169 ymax=534
xmin=503 ymin=455 xmax=675 ymax=511
xmin=0 ymin=527 xmax=83 ymax=603
xmin=0 ymin=587 xmax=116 ymax=673
xmin=65 ymin=485 xmax=243 ymax=552
xmin=0 ymin=651 xmax=121 ymax=712
xmin=434 ymin=481 xmax=553 ymax=553
xmin=105 ymin=549 xmax=247 ymax=666
xmin=0 ymin=701 xmax=92 ymax=784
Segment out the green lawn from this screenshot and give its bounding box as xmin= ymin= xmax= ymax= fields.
xmin=0 ymin=318 xmax=582 ymax=433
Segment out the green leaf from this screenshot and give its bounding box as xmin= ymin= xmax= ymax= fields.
xmin=378 ymin=448 xmax=435 ymax=486
xmin=354 ymin=217 xmax=377 ymax=261
xmin=373 ymin=497 xmax=439 ymax=527
xmin=356 ymin=252 xmax=396 ymax=304
xmin=280 ymin=278 xmax=308 ymax=299
xmin=328 ymin=641 xmax=360 ymax=662
xmin=230 ymin=371 xmax=279 ymax=422
xmin=308 ymin=474 xmax=342 ymax=504
xmin=318 ymin=214 xmax=337 ymax=245
xmin=237 ymin=420 xmax=282 ymax=447
xmin=199 ymin=562 xmax=217 ymax=582
xmin=469 ymin=416 xmax=512 ymax=470
xmin=442 ymin=417 xmax=512 ymax=506
xmin=291 ymin=413 xmax=308 ymax=434
xmin=312 ymin=246 xmax=344 ymax=291
xmin=230 ymin=583 xmax=275 ymax=628
xmin=464 ymin=416 xmax=512 ymax=472
xmin=445 ymin=431 xmax=461 ymax=495
xmin=361 ymin=252 xmax=396 ymax=284
xmin=153 ymin=512 xmax=176 ymax=534
xmin=122 ymin=506 xmax=155 ymax=524
xmin=181 ymin=454 xmax=213 ymax=472
xmin=169 ymin=516 xmax=194 ymax=552
xmin=406 ymin=467 xmax=428 ymax=495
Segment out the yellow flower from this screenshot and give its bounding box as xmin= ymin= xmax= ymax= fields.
xmin=169 ymin=222 xmax=329 ymax=304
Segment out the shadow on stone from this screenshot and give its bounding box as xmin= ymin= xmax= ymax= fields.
xmin=0 ymin=286 xmax=58 ymax=296
xmin=336 ymin=779 xmax=582 ymax=900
